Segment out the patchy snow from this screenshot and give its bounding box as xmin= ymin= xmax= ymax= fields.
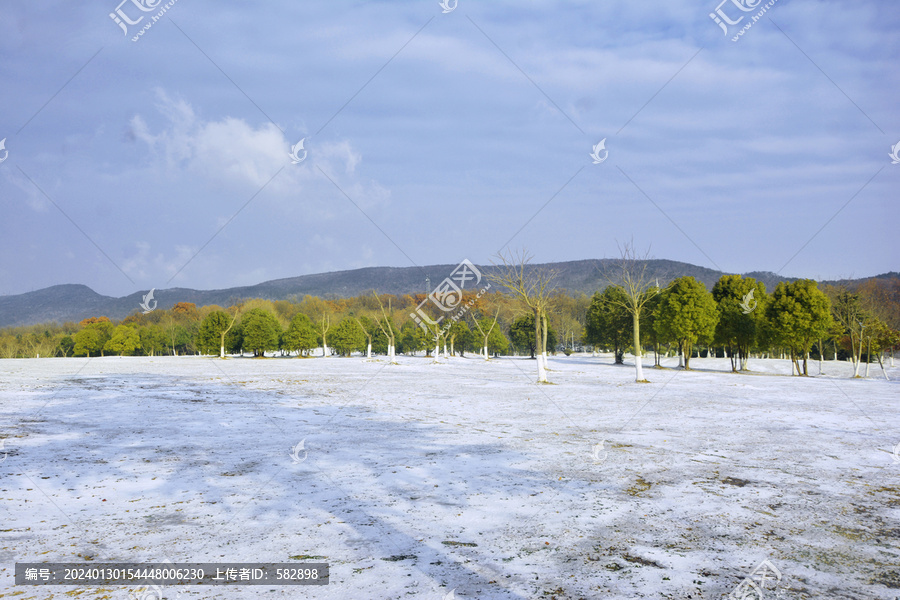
xmin=1 ymin=354 xmax=898 ymax=599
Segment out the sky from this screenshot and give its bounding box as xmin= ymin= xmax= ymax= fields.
xmin=0 ymin=0 xmax=897 ymax=298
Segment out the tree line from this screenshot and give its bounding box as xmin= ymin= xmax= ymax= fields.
xmin=0 ymin=292 xmax=559 ymax=362
xmin=585 ymin=273 xmax=899 ymax=377
xmin=1 ymin=263 xmax=896 ymax=380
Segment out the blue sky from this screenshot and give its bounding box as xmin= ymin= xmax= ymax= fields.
xmin=1 ymin=0 xmax=897 ymax=297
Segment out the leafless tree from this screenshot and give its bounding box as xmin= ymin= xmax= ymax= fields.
xmin=373 ymin=292 xmax=398 ymax=363
xmin=488 ymin=250 xmax=557 ymax=383
xmin=603 ymin=241 xmax=659 ymax=382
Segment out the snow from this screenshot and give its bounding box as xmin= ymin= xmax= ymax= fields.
xmin=1 ymin=354 xmax=898 ymax=599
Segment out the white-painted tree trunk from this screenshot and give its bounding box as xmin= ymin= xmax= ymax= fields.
xmin=632 ymin=313 xmax=644 ymax=381
xmin=537 ymin=355 xmax=548 ymax=383
xmin=483 ymin=345 xmax=489 ymax=360
xmin=322 ymin=344 xmax=328 ymax=358
xmin=366 ymin=343 xmax=371 ymax=359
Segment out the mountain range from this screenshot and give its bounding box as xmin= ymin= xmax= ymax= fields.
xmin=1 ymin=259 xmax=895 ymax=328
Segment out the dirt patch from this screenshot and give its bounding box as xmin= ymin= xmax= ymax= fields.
xmin=722 ymin=477 xmax=751 ymax=487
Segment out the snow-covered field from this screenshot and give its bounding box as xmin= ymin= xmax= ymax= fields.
xmin=1 ymin=354 xmax=898 ymax=600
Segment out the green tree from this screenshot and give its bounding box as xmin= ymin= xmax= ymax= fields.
xmin=56 ymin=335 xmax=75 ymax=357
xmin=642 ymin=290 xmax=664 ymax=366
xmin=712 ymin=275 xmax=768 ymax=372
xmin=240 ymin=308 xmax=281 ymax=357
xmin=509 ymin=314 xmax=556 ymax=358
xmin=584 ymin=287 xmax=631 ymax=364
xmin=447 ymin=320 xmax=472 ymax=357
xmin=331 ymin=317 xmax=365 ymax=356
xmin=104 ymin=324 xmax=141 ymax=356
xmin=72 ymin=321 xmax=114 ymax=357
xmin=653 ymin=276 xmax=718 ymax=370
xmin=486 ymin=323 xmax=509 ymax=356
xmin=283 ymin=313 xmax=318 ymax=356
xmin=398 ymin=322 xmax=426 ymax=355
xmin=765 ymin=279 xmax=834 ymax=376
xmin=139 ymin=324 xmax=168 ymax=356
xmin=197 ymin=310 xmax=237 ymax=356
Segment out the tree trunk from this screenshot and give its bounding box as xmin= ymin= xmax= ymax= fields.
xmin=632 ymin=312 xmax=644 ymax=382
xmin=877 ymin=351 xmax=889 ymax=380
xmin=367 ymin=342 xmax=372 ymax=359
xmin=541 ymin=312 xmax=549 ymax=369
xmin=683 ymin=342 xmax=691 ymax=370
xmin=483 ymin=344 xmax=489 ymax=360
xmin=864 ymin=337 xmax=871 ymax=378
xmin=535 ymin=309 xmax=548 ymax=383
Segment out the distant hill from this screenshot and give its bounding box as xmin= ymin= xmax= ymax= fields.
xmin=0 ymin=260 xmax=895 ymax=328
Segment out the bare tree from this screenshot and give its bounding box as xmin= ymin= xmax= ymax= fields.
xmin=488 ymin=250 xmax=557 ymax=383
xmin=603 ymin=242 xmax=659 ymax=382
xmin=352 ymin=315 xmax=373 ymax=359
xmin=373 ymin=292 xmax=398 ymax=363
xmin=471 ymin=306 xmax=502 ymax=360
